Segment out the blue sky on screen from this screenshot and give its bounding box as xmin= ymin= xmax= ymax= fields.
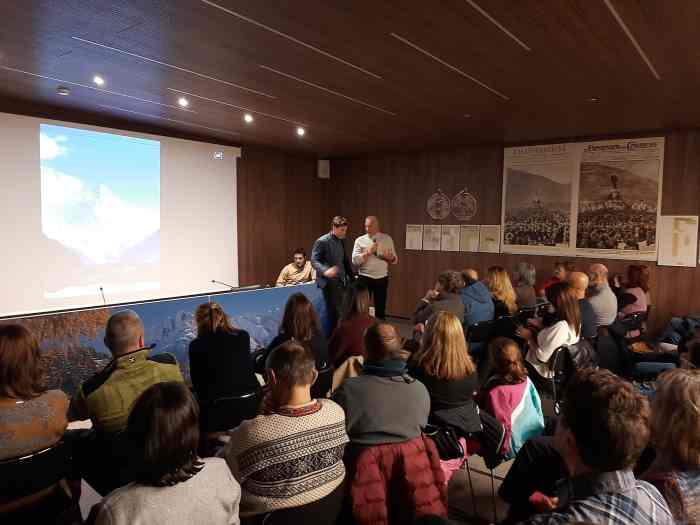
xmin=40 ymin=123 xmax=161 ymax=264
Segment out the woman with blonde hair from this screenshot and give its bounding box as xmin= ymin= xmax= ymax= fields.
xmin=410 ymin=311 xmax=480 ymax=433
xmin=486 ymin=266 xmax=518 ymax=318
xmin=644 ymin=368 xmax=700 ymax=524
xmin=188 ymin=302 xmax=258 ymax=417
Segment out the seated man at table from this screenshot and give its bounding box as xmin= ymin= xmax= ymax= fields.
xmin=276 ymin=248 xmax=316 ymax=286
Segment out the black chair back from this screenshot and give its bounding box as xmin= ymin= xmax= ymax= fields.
xmin=550 ymin=346 xmax=575 ymax=415
xmin=0 ymin=440 xmax=71 ymax=504
xmin=201 ymin=389 xmax=260 ymax=432
xmin=311 ymin=366 xmax=333 ymax=399
xmin=261 ymin=480 xmax=345 ymax=525
xmin=466 ymin=320 xmax=496 ymax=344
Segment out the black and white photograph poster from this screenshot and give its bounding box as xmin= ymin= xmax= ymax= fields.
xmin=575 ymin=137 xmax=664 ymax=260
xmin=501 ymin=143 xmax=576 ymax=255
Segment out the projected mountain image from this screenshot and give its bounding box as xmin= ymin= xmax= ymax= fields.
xmin=40 ymin=124 xmax=161 ymax=299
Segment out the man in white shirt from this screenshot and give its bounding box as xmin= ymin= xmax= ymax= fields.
xmin=351 ymin=216 xmax=397 ymax=319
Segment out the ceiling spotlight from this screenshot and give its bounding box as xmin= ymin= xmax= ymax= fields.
xmin=177 ymin=97 xmax=189 ymax=108
xmin=93 ymin=75 xmax=105 ymax=86
xmin=243 ymin=113 xmax=254 ymax=123
xmin=296 ymin=127 xmax=305 ymax=137
xmin=587 ymin=97 xmax=600 ymax=103
xmin=56 ymin=86 xmax=70 ymax=96
xmin=464 ymin=113 xmax=472 ymax=119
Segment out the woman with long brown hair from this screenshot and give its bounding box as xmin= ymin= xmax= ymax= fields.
xmin=410 ymin=311 xmax=480 ymax=432
xmin=486 ymin=266 xmax=518 ymax=318
xmin=479 ymin=337 xmax=544 ymax=459
xmin=0 ymin=323 xmax=69 ymax=461
xmin=516 ymin=282 xmax=581 ymax=393
xmin=188 ymin=302 xmax=258 ymax=407
xmin=328 ymin=281 xmax=374 ymax=367
xmin=259 ymin=293 xmax=329 ymax=372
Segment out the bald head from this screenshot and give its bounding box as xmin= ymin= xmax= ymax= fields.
xmin=568 ymin=272 xmax=589 ymax=299
xmin=588 ymin=263 xmax=609 ymax=286
xmin=364 ymin=322 xmax=402 ymax=362
xmin=105 ymin=310 xmax=144 ymax=356
xmin=462 ymin=268 xmax=479 ymax=281
xmin=365 ymin=216 xmax=380 ymax=237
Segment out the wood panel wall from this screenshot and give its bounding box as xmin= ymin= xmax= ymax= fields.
xmin=328 ymin=131 xmax=700 ymax=332
xmin=236 ymin=146 xmax=331 ymax=286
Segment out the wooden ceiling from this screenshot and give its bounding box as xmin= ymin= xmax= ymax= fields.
xmin=1 ymin=0 xmax=699 ymax=157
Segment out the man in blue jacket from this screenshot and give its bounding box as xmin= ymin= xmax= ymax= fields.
xmin=459 ymin=269 xmax=495 ymax=358
xmin=311 ymin=216 xmax=355 ymax=328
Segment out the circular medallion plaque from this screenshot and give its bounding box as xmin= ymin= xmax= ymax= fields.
xmin=451 ymin=188 xmax=478 ymax=221
xmin=427 ymin=189 xmax=451 ymax=220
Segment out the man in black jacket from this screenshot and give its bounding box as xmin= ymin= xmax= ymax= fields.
xmin=311 ymin=216 xmax=355 ymax=328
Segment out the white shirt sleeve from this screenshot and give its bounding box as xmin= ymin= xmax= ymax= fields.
xmin=386 ymin=235 xmax=398 ymax=264
xmin=534 ymin=320 xmax=570 ymax=364
xmin=351 ymin=236 xmax=365 ymax=266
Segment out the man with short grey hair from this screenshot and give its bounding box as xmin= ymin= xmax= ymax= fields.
xmin=352 ymin=215 xmax=397 ymax=320
xmin=587 ymin=263 xmax=618 ymax=327
xmin=71 ymin=309 xmax=184 ymax=434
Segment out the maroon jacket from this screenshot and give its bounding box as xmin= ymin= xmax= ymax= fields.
xmin=349 ymin=435 xmax=448 ymax=525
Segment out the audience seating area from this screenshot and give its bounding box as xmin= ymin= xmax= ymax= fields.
xmin=2 ymin=260 xmax=699 ymax=525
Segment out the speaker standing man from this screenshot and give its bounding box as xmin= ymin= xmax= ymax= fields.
xmin=352 ymin=216 xmax=397 ymax=320
xmin=311 ymin=216 xmax=355 ymax=329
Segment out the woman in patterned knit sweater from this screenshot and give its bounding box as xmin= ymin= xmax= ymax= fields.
xmin=224 ymin=341 xmax=348 ymax=519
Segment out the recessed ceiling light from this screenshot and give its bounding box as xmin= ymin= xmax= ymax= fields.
xmin=243 ymin=113 xmax=254 ymax=123
xmin=296 ymin=127 xmax=305 ymax=137
xmin=177 ymin=97 xmax=189 ymax=107
xmin=93 ymin=75 xmax=105 ymax=86
xmin=56 ymin=86 xmax=70 ymax=96
xmin=464 ymin=113 xmax=472 ymax=118
xmin=587 ymin=97 xmax=600 ymax=103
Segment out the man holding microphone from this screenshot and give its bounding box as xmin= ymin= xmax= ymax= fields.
xmin=352 ymin=216 xmax=398 ymax=320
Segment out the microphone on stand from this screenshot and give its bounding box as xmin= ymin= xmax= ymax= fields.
xmin=211 ymin=279 xmax=236 ymax=290
xmin=99 ymin=286 xmax=107 ymax=305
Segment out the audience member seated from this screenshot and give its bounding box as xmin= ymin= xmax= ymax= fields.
xmin=189 ymin=302 xmax=259 ymax=404
xmin=90 ymin=382 xmax=241 ymax=525
xmin=510 ymin=369 xmax=673 ymax=524
xmin=333 ymin=322 xmax=429 ymax=446
xmin=257 ymin=293 xmax=329 ymax=373
xmin=0 ymin=324 xmax=69 ymax=461
xmin=586 ymin=263 xmax=618 ymax=327
xmin=70 ymin=309 xmax=184 ymax=495
xmin=412 ymin=271 xmax=465 ymax=331
xmin=609 ymin=271 xmax=626 ymax=305
xmin=517 ymin=283 xmax=581 ymax=395
xmin=643 ymin=369 xmax=700 ymax=524
xmin=410 ymin=312 xmax=481 ymax=437
xmin=459 ymin=268 xmax=495 ymax=330
xmin=70 ymin=309 xmax=184 ymax=434
xmin=224 ymin=342 xmax=347 ymax=520
xmin=485 ymin=266 xmax=518 ymax=319
xmin=620 ymin=264 xmax=650 ymax=318
xmin=275 ymin=248 xmax=316 ymax=286
xmin=328 ymin=281 xmax=375 ymax=367
xmin=514 ymin=262 xmax=538 ymax=309
xmin=479 ymin=337 xmax=544 ymax=460
xmin=567 ymin=272 xmax=596 ymax=339
xmin=536 ymin=261 xmax=573 ymax=297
